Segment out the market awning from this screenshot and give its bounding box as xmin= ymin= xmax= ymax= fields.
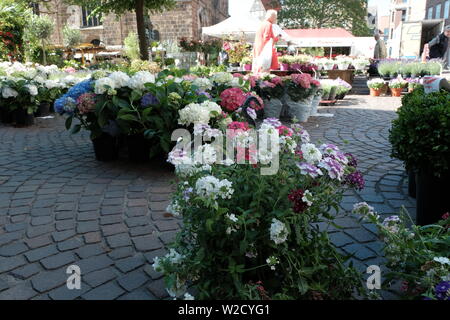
xmin=282 ymin=28 xmax=356 ymax=47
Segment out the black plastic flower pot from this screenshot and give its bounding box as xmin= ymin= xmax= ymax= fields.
xmin=407 ymin=169 xmax=416 ymax=199
xmin=0 ymin=108 xmax=13 ymax=124
xmin=92 ymin=133 xmax=119 ymax=162
xmin=415 ymin=170 xmax=450 ymax=226
xmin=13 ymin=109 xmax=34 ymax=127
xmin=35 ymin=102 xmax=51 ymax=117
xmin=126 ymin=134 xmax=151 ymax=162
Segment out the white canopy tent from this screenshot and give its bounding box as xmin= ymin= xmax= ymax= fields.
xmin=202 ymin=13 xmax=263 ymax=41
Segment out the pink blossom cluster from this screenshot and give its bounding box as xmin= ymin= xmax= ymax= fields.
xmin=291 ymin=73 xmax=313 ymax=89
xmin=76 ymin=93 xmax=96 ymax=114
xmin=220 ymin=87 xmax=247 ymax=112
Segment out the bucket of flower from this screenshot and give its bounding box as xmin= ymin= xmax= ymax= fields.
xmin=367 ymin=78 xmax=385 ymax=97
xmin=284 ymin=73 xmax=317 ymax=122
xmin=254 ymin=75 xmax=285 ymax=120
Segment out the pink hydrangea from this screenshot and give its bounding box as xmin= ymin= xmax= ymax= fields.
xmin=220 ymin=87 xmax=247 ymax=112
xmin=76 ymin=93 xmax=96 ymax=114
xmin=270 ymin=77 xmax=283 ymax=86
xmin=291 ymin=73 xmax=312 ymax=89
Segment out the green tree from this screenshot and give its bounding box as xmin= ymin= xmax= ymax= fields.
xmin=26 ymin=15 xmax=55 ymax=65
xmin=278 ymin=0 xmax=372 ymax=37
xmin=64 ymin=0 xmax=175 ymax=60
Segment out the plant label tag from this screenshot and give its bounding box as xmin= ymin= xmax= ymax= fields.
xmin=422 ymin=77 xmax=450 ymax=94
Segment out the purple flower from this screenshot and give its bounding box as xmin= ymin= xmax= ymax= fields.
xmin=246 ymin=107 xmax=257 ymax=120
xmin=319 ymin=144 xmax=340 ymax=156
xmin=434 ymin=281 xmax=450 ymax=300
xmin=296 ymin=162 xmax=323 ymax=178
xmin=318 ymin=157 xmax=345 ymax=181
xmin=196 ymin=89 xmax=211 ymax=99
xmin=141 ymin=93 xmax=159 ymax=107
xmin=183 ymin=187 xmax=193 ymax=201
xmin=291 ymin=124 xmax=310 ymax=143
xmin=263 ymin=118 xmax=282 ymax=128
xmin=345 ymin=153 xmax=358 ymax=167
xmin=344 ymin=171 xmax=365 ymax=190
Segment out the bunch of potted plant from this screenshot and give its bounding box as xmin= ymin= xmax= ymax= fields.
xmin=285 ymin=73 xmax=316 ymax=122
xmin=254 ymin=75 xmax=285 ymax=119
xmin=389 ymin=88 xmax=450 ymax=225
xmin=406 ymin=78 xmax=423 ymax=93
xmin=240 ymin=56 xmax=252 ymax=71
xmin=367 ymin=78 xmax=385 ymax=96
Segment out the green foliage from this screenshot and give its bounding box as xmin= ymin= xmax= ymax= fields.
xmin=389 ymin=89 xmax=450 ymax=176
xmin=25 ymin=14 xmax=55 ymax=65
xmin=355 ymin=205 xmax=450 ymax=300
xmin=62 ymin=25 xmax=82 ymax=48
xmin=278 ymin=0 xmax=371 ymax=36
xmin=123 ymin=32 xmax=141 ymax=61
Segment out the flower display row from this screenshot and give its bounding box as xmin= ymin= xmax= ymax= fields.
xmin=313 ymin=56 xmax=369 ymax=71
xmin=154 ymin=116 xmax=367 ymax=299
xmin=0 ymin=61 xmax=89 ymax=126
xmin=377 ymin=60 xmax=442 ymax=78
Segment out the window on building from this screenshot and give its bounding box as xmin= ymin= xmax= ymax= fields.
xmin=401 ymin=9 xmax=407 ymax=21
xmin=445 ymin=1 xmax=450 ymax=19
xmin=428 ymin=7 xmax=433 ymax=19
xmin=81 ymin=7 xmax=102 ymax=28
xmin=435 ymin=4 xmax=442 ymax=19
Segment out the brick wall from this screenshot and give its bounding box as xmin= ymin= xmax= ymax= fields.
xmin=43 ymin=0 xmax=229 ymax=47
xmin=426 ymin=0 xmax=450 ymax=25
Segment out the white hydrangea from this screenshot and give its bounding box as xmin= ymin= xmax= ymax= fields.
xmin=25 ymin=84 xmax=38 ymax=96
xmin=1 ymin=87 xmax=18 ymax=99
xmin=201 ymin=100 xmax=222 ymax=115
xmin=211 ymin=72 xmax=233 ymax=84
xmin=195 ymin=175 xmax=234 ymax=200
xmin=193 ymin=144 xmax=217 ymax=165
xmin=175 ymin=163 xmax=212 ymax=178
xmin=44 ymin=79 xmax=62 ymax=90
xmin=33 ymin=76 xmax=46 ymax=84
xmin=192 ymin=77 xmax=212 ymax=90
xmin=94 ymin=77 xmax=116 ymax=95
xmin=301 ymin=143 xmax=322 ymax=164
xmin=270 ymin=218 xmax=289 ymax=245
xmin=108 ymin=71 xmax=130 ymax=88
xmin=127 ymin=71 xmax=155 ymax=90
xmin=178 ymin=103 xmax=211 ymax=126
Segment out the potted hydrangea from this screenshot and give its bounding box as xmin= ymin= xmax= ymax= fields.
xmin=255 ymin=75 xmax=285 ymax=119
xmin=285 ymin=73 xmax=316 ymax=122
xmin=367 ymin=78 xmax=385 ymax=96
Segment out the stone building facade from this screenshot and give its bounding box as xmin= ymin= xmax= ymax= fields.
xmin=425 ymin=0 xmax=450 ymax=26
xmin=36 ymin=0 xmax=229 ymax=47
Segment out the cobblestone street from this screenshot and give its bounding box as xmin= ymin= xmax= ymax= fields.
xmin=0 ymin=95 xmax=412 ymax=300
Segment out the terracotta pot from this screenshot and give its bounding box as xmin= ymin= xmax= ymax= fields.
xmin=369 ymin=88 xmax=382 ymax=96
xmin=390 ymin=87 xmax=403 ymax=97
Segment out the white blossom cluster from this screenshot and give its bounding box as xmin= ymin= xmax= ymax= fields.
xmin=270 ymin=218 xmax=289 ymax=245
xmin=192 ymin=77 xmax=213 ymax=91
xmin=210 ymin=72 xmax=234 ymax=85
xmin=178 ymin=101 xmax=222 ymax=126
xmin=195 ymin=175 xmax=234 ymax=200
xmin=301 ymin=143 xmax=323 ymax=164
xmin=94 ymin=71 xmax=155 ymax=94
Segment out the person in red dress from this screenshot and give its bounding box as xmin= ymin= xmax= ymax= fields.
xmin=252 ymin=10 xmax=279 ymax=73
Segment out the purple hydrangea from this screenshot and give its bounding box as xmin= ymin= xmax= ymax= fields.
xmin=344 ymin=171 xmax=365 ymax=190
xmin=263 ymin=118 xmax=282 ymax=128
xmin=196 ymin=89 xmax=211 ymax=99
xmin=434 ymin=281 xmax=450 ymax=300
xmin=54 ymin=80 xmax=93 ymax=114
xmin=141 ymin=93 xmax=159 ymax=107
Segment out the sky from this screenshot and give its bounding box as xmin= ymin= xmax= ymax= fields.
xmin=368 ymin=0 xmax=391 ymax=16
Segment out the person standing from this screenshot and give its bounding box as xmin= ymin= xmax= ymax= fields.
xmin=374 ymin=31 xmax=387 ymax=60
xmin=424 ymin=25 xmax=450 ymax=70
xmin=252 ymin=10 xmax=279 ymax=73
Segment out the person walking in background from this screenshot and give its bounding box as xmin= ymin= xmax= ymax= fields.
xmin=424 ymin=25 xmax=450 ymax=70
xmin=374 ymin=31 xmax=387 ymax=60
xmin=252 ymin=10 xmax=279 ymax=73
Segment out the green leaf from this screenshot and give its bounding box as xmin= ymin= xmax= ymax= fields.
xmin=65 ymin=116 xmax=73 ymax=130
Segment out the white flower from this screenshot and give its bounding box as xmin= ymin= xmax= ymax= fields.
xmin=94 ymin=77 xmax=116 ymax=95
xmin=44 ymin=80 xmax=62 ymax=90
xmin=193 ymin=144 xmax=217 ymax=165
xmin=352 ymin=202 xmax=379 ymax=220
xmin=175 ymin=163 xmax=212 ymax=178
xmin=301 ymin=143 xmax=322 ymax=164
xmin=192 ymin=77 xmax=212 ymax=90
xmin=302 ymin=190 xmax=313 ymax=206
xmin=166 ymin=200 xmax=182 ymax=217
xmin=266 ymin=256 xmax=280 ymax=270
xmin=184 ymin=293 xmax=195 ymax=300
xmin=201 ymin=100 xmax=222 ymax=116
xmin=166 ymin=248 xmax=184 ymax=264
xmin=167 ymin=148 xmax=191 ymax=166
xmin=226 ymin=213 xmax=238 ymax=223
xmin=25 ymin=84 xmax=38 ymax=96
xmin=1 ymin=87 xmax=18 ymax=99
xmin=433 ymin=257 xmax=450 ymax=265
xmin=152 ymin=256 xmax=162 ymax=272
xmin=109 ymin=71 xmax=130 ymax=88
xmin=127 ymin=71 xmax=155 ymax=90
xmin=178 ymin=103 xmax=211 ymax=126
xmin=195 ymin=175 xmax=234 ymax=200
xmin=270 ymin=218 xmax=289 ymax=244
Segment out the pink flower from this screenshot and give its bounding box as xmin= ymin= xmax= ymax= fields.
xmin=278 ymin=125 xmax=293 ymax=137
xmin=233 ymin=73 xmax=244 ymax=78
xmin=64 ymin=67 xmax=76 ymax=73
xmin=76 ymin=93 xmax=96 ymax=114
xmin=227 ymin=121 xmax=250 ymax=131
xmin=223 ymin=42 xmax=231 ymax=51
xmin=183 ymin=74 xmax=198 ymax=81
xmin=260 ymin=81 xmax=276 ymax=89
xmin=270 ymin=77 xmax=283 ymax=86
xmin=245 ymin=92 xmax=264 ymax=111
xmin=220 ymin=87 xmax=247 ymax=112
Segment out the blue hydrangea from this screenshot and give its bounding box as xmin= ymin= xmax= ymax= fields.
xmin=54 ymin=80 xmax=93 ymax=114
xmin=141 ymin=93 xmax=159 ymax=107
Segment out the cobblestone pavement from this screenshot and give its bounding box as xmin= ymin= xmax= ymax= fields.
xmin=0 ymin=95 xmax=413 ymax=300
